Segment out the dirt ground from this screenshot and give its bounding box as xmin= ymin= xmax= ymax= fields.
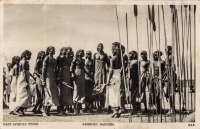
xmin=3 ymin=106 xmax=187 ymax=123
xmin=3 ymin=91 xmax=195 ymax=123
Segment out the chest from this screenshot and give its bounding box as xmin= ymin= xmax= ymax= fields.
xmin=85 ymin=60 xmax=93 ymax=68
xmin=95 ymin=53 xmax=105 ymax=60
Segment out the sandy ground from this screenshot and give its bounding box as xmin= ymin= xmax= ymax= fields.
xmin=3 ymin=108 xmax=183 ymax=123
xmin=3 ymin=90 xmax=195 ymax=123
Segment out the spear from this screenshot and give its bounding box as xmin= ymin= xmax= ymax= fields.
xmin=189 ymin=5 xmax=193 ymax=113
xmin=157 ymin=5 xmax=163 ymax=123
xmin=174 ymin=7 xmax=182 ymax=122
xmin=184 ymin=5 xmax=188 ymax=116
xmin=115 ymin=5 xmax=130 ymax=122
xmin=147 ymin=5 xmax=155 ymax=123
xmin=171 ymin=5 xmax=176 ymax=122
xmin=146 ymin=18 xmax=150 ymax=122
xmin=133 ymin=4 xmax=142 ymax=122
xmin=181 ymin=5 xmax=187 ymax=117
xmin=151 ymin=5 xmax=159 ymax=123
xmin=161 ymin=5 xmax=167 ymax=122
xmin=185 ymin=5 xmax=191 ymax=115
xmin=193 ymin=5 xmax=196 ymax=112
xmin=150 ymin=5 xmax=156 ymax=123
xmin=125 ymin=12 xmax=132 ymax=123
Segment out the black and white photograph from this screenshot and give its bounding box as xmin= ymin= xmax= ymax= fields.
xmin=1 ymin=1 xmax=199 ymax=128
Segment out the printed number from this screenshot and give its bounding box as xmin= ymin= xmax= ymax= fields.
xmin=188 ymin=124 xmax=195 ymax=126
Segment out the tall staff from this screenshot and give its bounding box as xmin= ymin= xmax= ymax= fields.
xmin=181 ymin=5 xmax=186 ymax=116
xmin=158 ymin=5 xmax=163 ymax=123
xmin=193 ymin=5 xmax=196 ymax=112
xmin=146 ymin=5 xmax=151 ymax=123
xmin=133 ymin=5 xmax=142 ymax=122
xmin=189 ymin=5 xmax=193 ymax=113
xmin=161 ymin=5 xmax=167 ymax=122
xmin=174 ymin=6 xmax=182 ymax=122
xmin=115 ymin=5 xmax=130 ymax=122
xmin=147 ymin=5 xmax=154 ymax=123
xmin=171 ymin=5 xmax=176 ymax=122
xmin=152 ymin=5 xmax=159 ymax=122
xmin=126 ymin=13 xmax=132 ymax=123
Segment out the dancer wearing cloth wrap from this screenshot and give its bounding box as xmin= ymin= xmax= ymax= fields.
xmin=93 ymin=43 xmax=110 ymax=112
xmin=70 ymin=49 xmax=85 ymax=114
xmin=105 ymin=42 xmax=122 ymax=118
xmin=32 ymin=51 xmax=45 ymax=114
xmin=57 ymin=47 xmax=73 ymax=115
xmin=84 ymin=51 xmax=94 ymax=113
xmin=14 ymin=50 xmax=32 ymax=116
xmin=42 ymin=46 xmax=60 ymax=116
xmin=129 ymin=51 xmax=140 ymax=115
xmin=9 ymin=56 xmax=20 ymax=115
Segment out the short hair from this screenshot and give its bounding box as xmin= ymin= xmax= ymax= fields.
xmin=85 ymin=51 xmax=92 ymax=59
xmin=153 ymin=50 xmax=163 ymax=57
xmin=140 ymin=51 xmax=147 ymax=55
xmin=129 ymin=50 xmax=138 ymax=59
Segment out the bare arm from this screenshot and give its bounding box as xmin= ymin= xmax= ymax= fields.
xmin=106 ymin=58 xmax=113 ymax=84
xmin=42 ymin=56 xmax=49 ymax=85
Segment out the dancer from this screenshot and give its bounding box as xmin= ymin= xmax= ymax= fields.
xmin=84 ymin=51 xmax=94 ymax=113
xmin=139 ymin=51 xmax=149 ymax=113
xmin=9 ymin=56 xmax=20 ymax=114
xmin=129 ymin=51 xmax=140 ymax=115
xmin=14 ymin=50 xmax=32 ymax=116
xmin=32 ymin=51 xmax=45 ymax=114
xmin=42 ymin=46 xmax=60 ymax=116
xmin=57 ymin=47 xmax=73 ymax=115
xmin=105 ymin=42 xmax=122 ymax=118
xmin=93 ymin=43 xmax=110 ymax=112
xmin=70 ymin=49 xmax=86 ymax=114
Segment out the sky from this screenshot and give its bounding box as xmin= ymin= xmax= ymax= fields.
xmin=2 ymin=4 xmax=196 ymax=73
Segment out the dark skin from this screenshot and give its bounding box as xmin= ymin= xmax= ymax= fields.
xmin=42 ymin=48 xmax=55 ymax=86
xmin=19 ymin=53 xmax=31 ymax=89
xmin=35 ymin=52 xmax=45 ymax=77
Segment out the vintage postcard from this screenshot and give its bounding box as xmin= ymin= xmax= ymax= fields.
xmin=0 ymin=0 xmax=199 ymax=129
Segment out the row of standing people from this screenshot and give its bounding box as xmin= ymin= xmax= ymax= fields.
xmin=5 ymin=42 xmax=176 ymax=117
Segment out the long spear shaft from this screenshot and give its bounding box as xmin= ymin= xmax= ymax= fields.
xmin=189 ymin=5 xmax=193 ymax=113
xmin=133 ymin=5 xmax=142 ymax=122
xmin=181 ymin=5 xmax=186 ymax=116
xmin=158 ymin=5 xmax=163 ymax=123
xmin=174 ymin=8 xmax=182 ymax=122
xmin=126 ymin=13 xmax=132 ymax=123
xmin=148 ymin=5 xmax=155 ymax=123
xmin=185 ymin=6 xmax=190 ymax=114
xmin=171 ymin=6 xmax=176 ymax=122
xmin=161 ymin=5 xmax=167 ymax=122
xmin=115 ymin=5 xmax=129 ymax=121
xmin=146 ymin=17 xmax=151 ymax=123
xmin=193 ymin=5 xmax=196 ymax=112
xmin=184 ymin=5 xmax=188 ymax=116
